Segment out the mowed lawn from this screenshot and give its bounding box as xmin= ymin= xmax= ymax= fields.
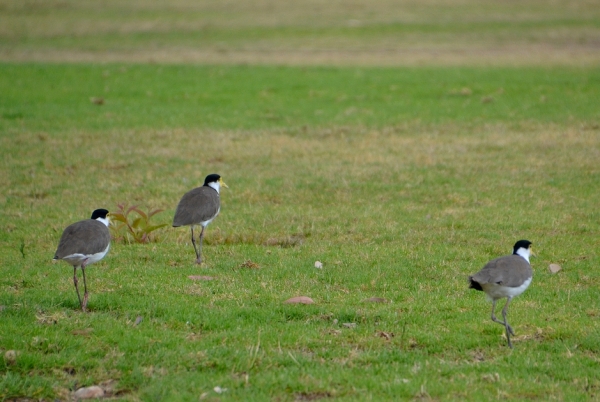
xmin=2 ymin=0 xmax=600 ymax=399
xmin=1 ymin=63 xmax=599 ymax=400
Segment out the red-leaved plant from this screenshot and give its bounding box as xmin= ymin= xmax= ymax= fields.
xmin=110 ymin=203 xmax=168 ymax=244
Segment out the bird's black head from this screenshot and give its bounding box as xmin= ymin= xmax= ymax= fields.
xmin=203 ymin=174 xmax=222 ymax=186
xmin=512 ymin=239 xmax=532 ymax=254
xmin=90 ymin=209 xmax=110 ymax=220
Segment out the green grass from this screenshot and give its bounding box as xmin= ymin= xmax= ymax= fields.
xmin=1 ymin=63 xmax=600 ymax=400
xmin=2 ymin=64 xmax=599 ymax=134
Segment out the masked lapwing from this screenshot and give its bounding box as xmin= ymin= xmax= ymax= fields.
xmin=469 ymin=240 xmax=533 ymax=348
xmin=173 ymin=173 xmax=228 ymax=264
xmin=53 ymin=209 xmax=111 ymax=312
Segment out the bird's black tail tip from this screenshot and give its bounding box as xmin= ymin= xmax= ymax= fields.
xmin=468 ymin=276 xmax=483 ymax=291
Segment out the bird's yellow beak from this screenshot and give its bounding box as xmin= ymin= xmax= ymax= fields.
xmin=220 ymin=178 xmax=229 ymax=188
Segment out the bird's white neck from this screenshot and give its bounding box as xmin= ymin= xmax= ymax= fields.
xmin=208 ymin=181 xmax=220 ymax=194
xmin=96 ymin=217 xmax=110 ymax=227
xmin=515 ymin=247 xmax=531 ymax=263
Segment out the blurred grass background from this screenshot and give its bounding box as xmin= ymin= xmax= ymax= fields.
xmin=1 ymin=0 xmax=600 ymax=65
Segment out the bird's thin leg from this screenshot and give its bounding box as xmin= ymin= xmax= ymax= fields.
xmin=502 ymin=298 xmax=515 ymax=348
xmin=490 ymin=299 xmax=509 ymax=330
xmin=73 ymin=266 xmax=83 ymax=310
xmin=190 ymin=226 xmax=201 ymax=262
xmin=195 ymin=225 xmax=205 ymax=265
xmin=491 ymin=298 xmax=515 ymax=347
xmin=81 ymin=261 xmax=89 ymax=312
xmin=490 ymin=300 xmax=503 ymax=326
xmin=503 ymin=301 xmax=515 ymax=336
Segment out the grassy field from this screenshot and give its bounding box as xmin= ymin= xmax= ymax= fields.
xmin=1 ymin=63 xmax=600 ymax=401
xmin=1 ymin=0 xmax=600 ymax=66
xmin=1 ymin=1 xmax=600 ymax=401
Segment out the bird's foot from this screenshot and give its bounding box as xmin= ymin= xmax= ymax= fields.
xmin=507 ymin=324 xmax=515 ymax=336
xmin=502 ymin=331 xmax=514 ymax=349
xmin=195 ymin=258 xmax=203 ymax=265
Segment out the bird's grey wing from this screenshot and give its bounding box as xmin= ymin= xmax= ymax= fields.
xmin=55 ymin=220 xmax=111 ymax=258
xmin=494 ymin=255 xmax=532 ymax=287
xmin=173 ymin=187 xmax=220 ymax=226
xmin=472 ymin=255 xmax=532 ymax=287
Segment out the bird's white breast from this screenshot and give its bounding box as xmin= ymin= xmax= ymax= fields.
xmin=483 ymin=276 xmax=532 ymax=301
